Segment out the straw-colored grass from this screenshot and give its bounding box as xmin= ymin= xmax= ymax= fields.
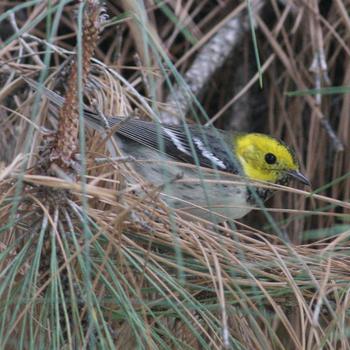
xmin=0 ymin=1 xmax=349 ymax=349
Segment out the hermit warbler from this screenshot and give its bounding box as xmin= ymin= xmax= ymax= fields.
xmin=83 ymin=111 xmax=309 ymax=221
xmin=25 ymin=79 xmax=309 ymax=221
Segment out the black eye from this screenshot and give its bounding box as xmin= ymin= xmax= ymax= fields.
xmin=265 ymin=153 xmax=277 ymax=164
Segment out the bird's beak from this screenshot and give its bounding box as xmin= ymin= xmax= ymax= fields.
xmin=286 ymin=170 xmax=310 ymax=186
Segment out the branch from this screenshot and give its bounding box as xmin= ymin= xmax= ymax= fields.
xmin=160 ymin=0 xmax=265 ymax=124
xmin=50 ymin=0 xmax=106 ymax=169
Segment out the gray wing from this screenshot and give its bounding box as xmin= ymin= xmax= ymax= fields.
xmin=95 ymin=115 xmax=237 ymax=172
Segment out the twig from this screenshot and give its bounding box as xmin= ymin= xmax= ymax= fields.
xmin=160 ymin=0 xmax=265 ymax=124
xmin=206 ymin=53 xmax=275 ymax=126
xmin=308 ymin=0 xmax=343 ymax=152
xmin=256 ymin=14 xmax=344 ymax=153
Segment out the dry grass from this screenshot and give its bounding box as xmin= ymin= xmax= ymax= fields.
xmin=0 ymin=1 xmax=349 ymax=349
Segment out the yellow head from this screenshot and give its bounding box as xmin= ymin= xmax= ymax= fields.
xmin=234 ymin=133 xmax=309 ymax=185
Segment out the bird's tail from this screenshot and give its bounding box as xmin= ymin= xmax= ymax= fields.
xmin=23 ymin=77 xmax=121 ymax=130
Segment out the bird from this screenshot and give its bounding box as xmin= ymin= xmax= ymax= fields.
xmin=25 ymin=78 xmax=310 ymax=222
xmin=85 ymin=114 xmax=310 ymax=221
